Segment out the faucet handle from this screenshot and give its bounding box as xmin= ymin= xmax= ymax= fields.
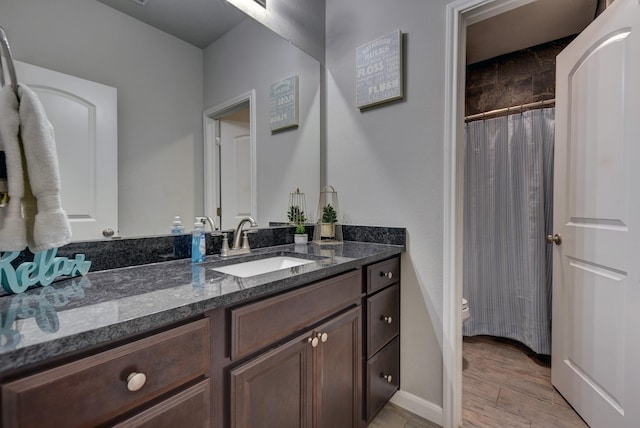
xmin=220 ymin=232 xmax=230 ymax=257
xmin=241 ymin=231 xmax=251 ymax=250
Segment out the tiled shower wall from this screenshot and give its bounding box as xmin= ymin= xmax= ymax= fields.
xmin=465 ymin=35 xmax=575 ymax=117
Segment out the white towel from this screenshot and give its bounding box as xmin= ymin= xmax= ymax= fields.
xmin=0 ymin=84 xmax=27 ymax=251
xmin=0 ymin=83 xmax=71 ymax=252
xmin=18 ymin=84 xmax=71 ymax=252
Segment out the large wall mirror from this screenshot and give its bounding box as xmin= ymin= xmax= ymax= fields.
xmin=0 ymin=0 xmax=320 ymax=240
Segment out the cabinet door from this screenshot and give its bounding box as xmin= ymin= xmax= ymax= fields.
xmin=315 ymin=306 xmax=362 ymax=428
xmin=230 ymin=332 xmax=314 ymax=428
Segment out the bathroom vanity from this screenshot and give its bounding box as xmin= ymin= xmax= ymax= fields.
xmin=0 ymin=241 xmax=402 ymax=427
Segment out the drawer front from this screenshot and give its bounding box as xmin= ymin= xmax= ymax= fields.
xmin=366 ymin=257 xmax=399 ymax=294
xmin=366 ymin=336 xmax=400 ymax=422
xmin=367 ymin=283 xmax=400 ymax=358
xmin=1 ymin=319 xmax=210 ymax=428
xmin=113 ymin=379 xmax=210 ymax=428
xmin=231 ymin=270 xmax=362 ymax=360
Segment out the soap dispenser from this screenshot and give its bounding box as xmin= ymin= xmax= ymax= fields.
xmin=170 ymin=216 xmax=185 ymax=234
xmin=191 ymin=221 xmax=206 ymax=263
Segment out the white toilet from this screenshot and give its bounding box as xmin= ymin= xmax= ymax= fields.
xmin=462 ymin=298 xmax=470 ymax=323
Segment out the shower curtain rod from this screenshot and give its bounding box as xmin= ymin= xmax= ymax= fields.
xmin=465 ymin=98 xmax=555 ymax=123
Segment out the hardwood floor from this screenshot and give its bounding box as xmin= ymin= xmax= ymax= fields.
xmin=369 ymin=335 xmax=588 ymax=427
xmin=462 ymin=335 xmax=588 ymax=427
xmin=369 ymin=402 xmax=440 ymax=428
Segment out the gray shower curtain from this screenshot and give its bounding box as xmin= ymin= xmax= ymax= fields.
xmin=462 ymin=107 xmax=554 ymax=355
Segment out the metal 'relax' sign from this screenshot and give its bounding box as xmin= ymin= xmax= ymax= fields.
xmin=0 ymin=248 xmax=91 ymax=294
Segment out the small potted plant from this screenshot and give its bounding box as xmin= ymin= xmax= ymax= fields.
xmin=287 ymin=205 xmax=306 ymax=225
xmin=288 ymin=204 xmax=308 ymax=244
xmin=294 ymin=224 xmax=308 ymax=244
xmin=320 ymin=204 xmax=337 ymax=239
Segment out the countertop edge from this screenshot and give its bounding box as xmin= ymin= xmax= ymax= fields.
xmin=0 ymin=243 xmax=403 ymax=375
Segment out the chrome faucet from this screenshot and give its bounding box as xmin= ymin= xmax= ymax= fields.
xmin=220 ymin=216 xmax=258 ymax=257
xmin=197 ymin=216 xmax=220 ymax=236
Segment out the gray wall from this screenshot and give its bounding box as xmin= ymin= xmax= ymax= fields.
xmin=227 ymin=0 xmax=325 ymax=63
xmin=0 ymin=0 xmax=204 ymax=238
xmin=325 ymin=0 xmax=448 ymax=409
xmin=203 ymin=18 xmax=321 ymax=226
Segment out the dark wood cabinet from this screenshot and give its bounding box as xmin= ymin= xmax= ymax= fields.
xmin=214 ymin=270 xmax=363 ymax=428
xmin=230 ymin=330 xmax=314 ymax=427
xmin=1 ymin=254 xmax=402 ymax=428
xmin=314 ymin=307 xmax=361 ymax=428
xmin=230 ymin=307 xmax=361 ymax=428
xmin=1 ymin=319 xmax=211 ymax=428
xmin=366 ymin=337 xmax=400 ymax=421
xmin=363 ymin=256 xmax=400 ymax=423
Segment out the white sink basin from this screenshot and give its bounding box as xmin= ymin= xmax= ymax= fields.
xmin=212 ymin=256 xmax=315 ymax=278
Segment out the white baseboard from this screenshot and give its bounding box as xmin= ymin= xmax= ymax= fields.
xmin=389 ymin=389 xmax=443 ymax=426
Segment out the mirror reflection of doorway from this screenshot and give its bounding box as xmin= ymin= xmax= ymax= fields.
xmin=203 ymin=91 xmax=256 ymax=231
xmin=218 ymin=105 xmax=251 ymax=230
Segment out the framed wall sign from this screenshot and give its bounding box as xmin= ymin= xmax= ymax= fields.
xmin=269 ymin=75 xmax=299 ymax=131
xmin=356 ymin=30 xmax=404 ymax=109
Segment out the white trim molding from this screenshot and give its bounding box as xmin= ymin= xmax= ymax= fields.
xmin=390 ymin=390 xmax=443 ymax=426
xmin=443 ymin=1 xmax=541 ymax=427
xmin=202 ymin=90 xmax=257 ymax=226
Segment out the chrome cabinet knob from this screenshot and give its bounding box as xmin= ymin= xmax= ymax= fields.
xmin=308 ymin=336 xmax=319 ymax=347
xmin=103 ymin=228 xmax=115 ymax=238
xmin=318 ymin=332 xmax=328 ymax=343
xmin=382 ymin=374 xmax=393 ymax=383
xmin=380 ymin=271 xmax=393 ymax=279
xmin=546 ymin=234 xmax=562 ymax=245
xmin=126 ymin=372 xmax=147 ymax=392
xmin=381 ymin=315 xmax=393 ymax=324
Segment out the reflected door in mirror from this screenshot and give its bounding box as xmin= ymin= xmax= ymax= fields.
xmin=14 ymin=60 xmax=118 ymax=241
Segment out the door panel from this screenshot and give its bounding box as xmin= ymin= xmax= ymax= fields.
xmin=14 ymin=60 xmax=117 ymax=241
xmin=552 ymin=0 xmax=640 ymax=426
xmin=220 ymin=107 xmax=252 ymax=230
xmin=229 ymin=331 xmax=313 ymax=428
xmin=315 ymin=307 xmax=361 ymax=428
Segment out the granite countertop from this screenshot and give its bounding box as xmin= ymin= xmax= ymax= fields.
xmin=0 ymin=241 xmax=403 ymax=374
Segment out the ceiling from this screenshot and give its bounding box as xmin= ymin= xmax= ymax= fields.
xmin=467 ymin=0 xmax=598 ymax=64
xmin=98 ymin=0 xmax=599 ymax=60
xmin=97 ymin=0 xmax=248 ymax=48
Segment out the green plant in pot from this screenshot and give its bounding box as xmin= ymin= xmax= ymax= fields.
xmin=294 ymin=222 xmax=308 ymax=244
xmin=320 ymin=204 xmax=337 ymax=239
xmin=287 ymin=205 xmax=306 ymax=225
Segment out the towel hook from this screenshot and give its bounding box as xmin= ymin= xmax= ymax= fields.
xmin=0 ymin=26 xmax=19 ymax=97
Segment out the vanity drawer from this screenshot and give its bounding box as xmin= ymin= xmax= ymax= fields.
xmin=367 ymin=283 xmax=400 ymax=358
xmin=1 ymin=319 xmax=210 ymax=428
xmin=231 ymin=270 xmax=362 ymax=360
xmin=113 ymin=379 xmax=210 ymax=428
xmin=366 ymin=257 xmax=399 ymax=294
xmin=366 ymin=336 xmax=400 ymax=422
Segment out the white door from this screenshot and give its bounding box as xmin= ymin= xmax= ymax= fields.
xmin=14 ymin=61 xmax=118 ymax=241
xmin=552 ymin=0 xmax=640 ymax=427
xmin=219 ymin=108 xmax=252 ymax=230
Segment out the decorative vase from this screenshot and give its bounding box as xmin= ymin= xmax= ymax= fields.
xmin=294 ymin=234 xmax=308 ymax=244
xmin=320 ymin=223 xmax=335 ymax=239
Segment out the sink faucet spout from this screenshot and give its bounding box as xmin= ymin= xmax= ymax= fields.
xmin=197 ymin=216 xmax=220 ymax=236
xmin=233 ymin=216 xmax=258 ymax=250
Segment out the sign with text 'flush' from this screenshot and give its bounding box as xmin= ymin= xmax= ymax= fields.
xmin=356 ymin=29 xmax=403 ymax=109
